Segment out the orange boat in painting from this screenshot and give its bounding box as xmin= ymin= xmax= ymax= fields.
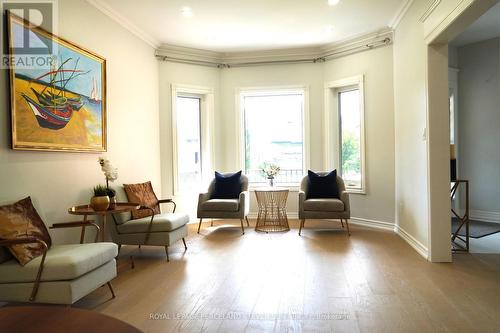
xmin=20 ymin=58 xmax=89 ymax=130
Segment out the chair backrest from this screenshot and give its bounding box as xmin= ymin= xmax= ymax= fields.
xmin=300 ymin=172 xmax=346 ymax=195
xmin=207 ymin=173 xmax=249 ymax=195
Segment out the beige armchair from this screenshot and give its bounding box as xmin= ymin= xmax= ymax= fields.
xmin=197 ymin=174 xmax=250 ymax=234
xmin=298 ymin=173 xmax=351 ymax=236
xmin=109 ymin=187 xmax=188 ymax=262
xmin=0 ymin=221 xmax=117 ymax=305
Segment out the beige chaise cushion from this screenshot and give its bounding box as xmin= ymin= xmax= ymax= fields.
xmin=201 ymin=199 xmax=239 ymax=212
xmin=116 ymin=213 xmax=189 ymax=234
xmin=303 ymin=199 xmax=345 ymax=212
xmin=0 ymin=243 xmax=117 ymax=283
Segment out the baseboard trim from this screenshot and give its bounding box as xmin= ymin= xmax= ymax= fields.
xmin=349 ymin=217 xmax=395 ymax=231
xmin=248 ymin=213 xmax=395 ymax=231
xmin=395 ymin=225 xmax=429 ymax=260
xmin=202 ymin=213 xmax=429 ymax=260
xmin=470 ymin=210 xmax=500 ymax=224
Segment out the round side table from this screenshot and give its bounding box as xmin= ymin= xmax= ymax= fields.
xmin=68 ymin=202 xmax=140 ymax=242
xmin=254 ymin=187 xmax=290 ymax=232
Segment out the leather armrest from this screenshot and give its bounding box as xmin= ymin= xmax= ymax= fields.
xmin=50 ymin=221 xmax=100 ymax=243
xmin=158 ymin=199 xmax=176 ymax=213
xmin=0 ymin=237 xmax=48 ymax=301
xmin=0 ymin=236 xmax=46 ymax=247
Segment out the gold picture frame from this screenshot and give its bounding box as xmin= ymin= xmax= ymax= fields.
xmin=7 ymin=12 xmax=107 ymax=152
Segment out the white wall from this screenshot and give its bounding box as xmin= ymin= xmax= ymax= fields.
xmin=392 ymin=0 xmax=496 ymax=261
xmin=0 ymin=0 xmax=161 ymax=244
xmin=457 ymin=37 xmax=500 ymax=215
xmin=393 ymin=0 xmax=431 ymax=256
xmin=323 ymin=46 xmax=395 ymax=224
xmin=158 ymin=46 xmax=396 ymax=225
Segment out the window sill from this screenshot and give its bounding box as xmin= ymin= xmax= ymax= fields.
xmin=346 ymin=188 xmax=366 ymax=195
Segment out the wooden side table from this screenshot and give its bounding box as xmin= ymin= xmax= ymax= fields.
xmin=68 ymin=203 xmax=140 ymax=242
xmin=254 ymin=187 xmax=290 ymax=232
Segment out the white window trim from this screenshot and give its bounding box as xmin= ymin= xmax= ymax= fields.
xmin=171 ymin=83 xmax=215 ymax=196
xmin=323 ymin=75 xmax=366 ymax=194
xmin=235 ymin=85 xmax=310 ymax=189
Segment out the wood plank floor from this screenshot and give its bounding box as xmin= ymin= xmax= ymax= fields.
xmin=70 ymin=220 xmax=499 ymax=332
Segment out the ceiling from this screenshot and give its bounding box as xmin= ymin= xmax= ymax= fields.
xmin=95 ymin=0 xmax=406 ymax=52
xmin=451 ymin=1 xmax=500 ymax=46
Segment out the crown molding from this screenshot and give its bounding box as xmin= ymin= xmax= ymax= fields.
xmin=85 ymin=0 xmax=393 ymax=63
xmin=389 ymin=0 xmax=415 ymax=29
xmin=86 ymin=0 xmax=160 ymax=48
xmin=155 ymin=44 xmax=223 ymax=63
xmin=156 ymin=28 xmax=393 ymax=66
xmin=419 ymin=0 xmax=442 ymax=23
xmin=319 ymin=28 xmax=393 ymax=56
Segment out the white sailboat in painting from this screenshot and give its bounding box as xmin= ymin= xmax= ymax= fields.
xmin=90 ymin=76 xmax=100 ymax=103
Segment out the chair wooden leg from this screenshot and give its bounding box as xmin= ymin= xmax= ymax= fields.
xmin=138 ymin=245 xmax=141 ymax=249
xmin=345 ymin=219 xmax=351 ymax=236
xmin=182 ymin=238 xmax=187 ymax=250
xmin=239 ymin=219 xmax=245 ymax=235
xmin=197 ymin=218 xmax=203 ymax=234
xmin=210 ymin=219 xmax=214 ymax=227
xmin=165 ymin=246 xmax=170 ymax=262
xmin=107 ymin=282 xmax=116 ymax=298
xmin=299 ymin=219 xmax=305 ymax=235
xmin=245 ymin=216 xmax=250 ymax=227
xmin=340 ymin=219 xmax=344 ymax=228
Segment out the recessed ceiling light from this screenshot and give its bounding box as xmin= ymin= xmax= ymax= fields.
xmin=328 ymin=0 xmax=340 ymax=5
xmin=181 ymin=7 xmax=193 ymax=17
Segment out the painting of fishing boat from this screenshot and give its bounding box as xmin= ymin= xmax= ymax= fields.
xmin=7 ymin=12 xmax=106 ymax=152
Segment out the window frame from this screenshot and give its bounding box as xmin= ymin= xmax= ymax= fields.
xmin=171 ymin=84 xmax=215 ymax=195
xmin=324 ymin=75 xmax=366 ymax=194
xmin=235 ymin=86 xmax=310 ymax=189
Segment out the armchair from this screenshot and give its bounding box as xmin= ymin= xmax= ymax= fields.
xmin=0 ymin=220 xmax=117 ymax=305
xmin=111 ymin=182 xmax=189 ymax=261
xmin=197 ymin=174 xmax=250 ymax=234
xmin=298 ymin=173 xmax=351 ymax=236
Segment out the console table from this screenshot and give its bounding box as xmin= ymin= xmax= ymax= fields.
xmin=254 ymin=187 xmax=290 ymax=232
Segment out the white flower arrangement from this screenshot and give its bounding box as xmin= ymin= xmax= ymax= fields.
xmin=260 ymin=163 xmax=281 ymax=179
xmin=98 ymin=156 xmax=118 ymax=189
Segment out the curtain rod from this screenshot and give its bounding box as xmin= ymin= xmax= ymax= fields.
xmin=156 ymin=37 xmax=391 ymax=68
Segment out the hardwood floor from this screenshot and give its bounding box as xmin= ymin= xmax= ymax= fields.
xmin=71 ymin=219 xmax=500 ymax=332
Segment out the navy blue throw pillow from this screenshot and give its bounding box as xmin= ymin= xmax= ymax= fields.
xmin=307 ymin=170 xmax=339 ymax=199
xmin=211 ymin=171 xmax=242 ymax=199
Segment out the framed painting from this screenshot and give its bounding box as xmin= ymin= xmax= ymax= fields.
xmin=7 ymin=12 xmax=106 ymax=152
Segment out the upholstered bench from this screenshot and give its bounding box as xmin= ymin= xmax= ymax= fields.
xmin=0 ymin=242 xmax=117 ymax=305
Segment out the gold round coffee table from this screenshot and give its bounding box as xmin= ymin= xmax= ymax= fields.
xmin=254 ymin=187 xmax=290 ymax=232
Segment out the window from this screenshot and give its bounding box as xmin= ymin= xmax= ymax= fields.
xmin=171 ymin=84 xmax=215 ymax=196
xmin=324 ymin=75 xmax=365 ymax=193
xmin=339 ymin=88 xmax=362 ymax=189
xmin=240 ymin=89 xmax=306 ymax=184
xmin=175 ymin=96 xmax=202 ymax=193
